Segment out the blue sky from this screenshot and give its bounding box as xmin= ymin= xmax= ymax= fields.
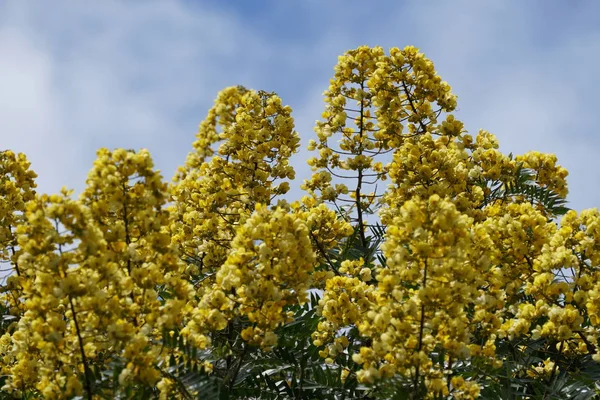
xmin=1 ymin=0 xmax=599 ymax=211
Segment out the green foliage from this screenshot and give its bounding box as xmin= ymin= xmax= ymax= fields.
xmin=485 ymin=164 xmax=570 ymax=217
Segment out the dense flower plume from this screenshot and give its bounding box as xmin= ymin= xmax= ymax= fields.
xmin=0 ymin=46 xmax=598 ymax=399
xmin=169 ymin=87 xmax=299 ymax=287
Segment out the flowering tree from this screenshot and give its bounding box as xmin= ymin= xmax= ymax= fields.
xmin=1 ymin=46 xmax=599 ymax=400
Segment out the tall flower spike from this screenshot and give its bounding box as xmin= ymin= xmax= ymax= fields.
xmin=0 ymin=151 xmax=37 ymax=266
xmin=350 ymin=196 xmax=479 ymax=394
xmin=174 ymin=86 xmax=248 ymax=182
xmin=0 ymin=150 xmax=37 ymax=327
xmin=79 ymin=148 xmax=192 ymax=389
xmin=169 ymin=87 xmax=300 ymax=290
xmin=311 ymin=46 xmax=575 ymax=398
xmin=2 ymin=191 xmax=108 ymax=398
xmin=304 ymin=46 xmax=458 ymax=248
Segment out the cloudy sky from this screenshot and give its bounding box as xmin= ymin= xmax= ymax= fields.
xmin=1 ymin=0 xmax=599 ymax=212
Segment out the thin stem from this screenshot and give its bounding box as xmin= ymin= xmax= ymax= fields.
xmin=228 ymin=343 xmax=248 ymax=392
xmin=355 ymin=80 xmax=367 ymax=249
xmin=401 ymin=81 xmax=428 ymax=134
xmin=576 ymin=331 xmax=596 ymax=354
xmin=413 ymin=259 xmax=428 ymax=398
xmin=159 ymin=367 xmax=194 ymax=400
xmin=309 ymin=230 xmax=340 ymax=276
xmin=122 ymin=183 xmax=132 ymax=276
xmin=121 ymin=183 xmax=138 ymax=327
xmin=7 ymin=225 xmax=20 ymax=276
xmin=69 ymin=296 xmax=93 ymax=400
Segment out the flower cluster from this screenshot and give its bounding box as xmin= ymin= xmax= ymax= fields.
xmin=183 ymin=204 xmax=316 ymax=350
xmin=0 ymin=151 xmax=37 ymax=320
xmin=311 ymin=46 xmax=583 ymax=399
xmin=1 ymin=192 xmax=112 ymax=397
xmin=346 ymin=196 xmax=479 ymax=395
xmin=304 ymin=46 xmax=457 ymax=225
xmin=169 ymin=86 xmax=300 ymax=289
xmin=1 ymin=149 xmax=193 ymax=397
xmin=80 ymin=148 xmax=193 ymax=387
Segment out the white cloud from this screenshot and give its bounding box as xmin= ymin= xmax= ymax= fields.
xmin=0 ymin=0 xmax=264 ymax=194
xmin=0 ymin=25 xmax=75 ymax=191
xmin=0 ymin=0 xmax=598 ymax=212
xmin=325 ymin=0 xmax=600 ymax=211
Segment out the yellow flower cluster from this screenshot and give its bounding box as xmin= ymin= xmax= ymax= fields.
xmin=1 ymin=149 xmax=192 ymax=397
xmin=0 ymin=151 xmax=37 ymax=260
xmin=291 ymin=198 xmax=354 ymax=286
xmin=349 ymin=196 xmax=478 ymax=391
xmin=311 ymin=46 xmax=580 ymax=399
xmin=526 ymin=357 xmax=558 ymax=379
xmin=1 ymin=193 xmax=105 ymax=397
xmin=516 ymin=151 xmax=568 ymax=198
xmin=81 ymin=148 xmax=192 ymax=320
xmin=312 ymin=272 xmax=376 ymax=356
xmin=169 ymin=86 xmax=300 ymax=289
xmin=0 ymin=151 xmax=37 ymax=319
xmin=304 ymin=46 xmax=457 ymax=213
xmin=498 ymin=208 xmax=600 ymax=358
xmin=182 ymin=204 xmax=316 ymax=350
xmin=381 ymin=129 xmax=489 ymax=224
xmin=79 ymin=148 xmax=193 ymax=385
